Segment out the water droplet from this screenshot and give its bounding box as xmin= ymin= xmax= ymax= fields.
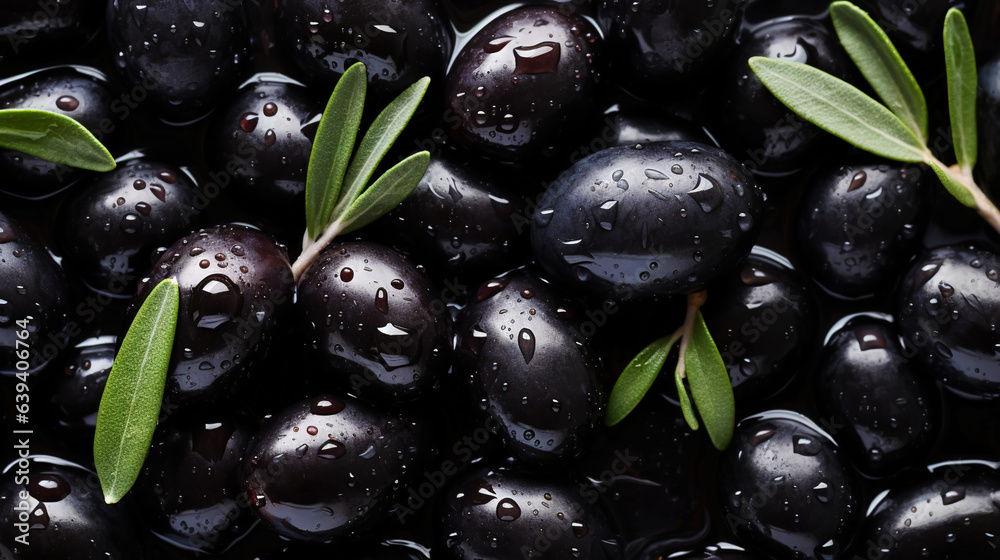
xmin=295 ymin=444 xmax=308 ymax=457
xmin=737 ymin=212 xmax=753 ymax=232
xmin=855 ymin=326 xmax=887 ymax=350
xmin=938 ymin=281 xmax=955 ymax=298
xmin=513 ymin=42 xmax=561 ymax=75
xmin=311 ymin=396 xmax=345 ymax=415
xmin=687 ymin=174 xmax=723 ymax=213
xmin=644 ymin=168 xmax=668 ymax=180
xmin=671 ymin=164 xmax=683 ymax=174
xmin=914 ymin=261 xmax=941 ymax=288
xmin=740 ymin=264 xmax=776 ymax=286
xmin=750 ymin=427 xmax=776 ymax=446
xmin=135 ymin=202 xmax=151 ymax=216
xmin=477 ymin=279 xmax=508 ymax=301
xmin=467 ymin=324 xmax=488 ymax=355
xmin=263 ymin=102 xmax=278 ymax=116
xmin=941 ymin=487 xmax=966 ymax=505
xmin=793 ymin=435 xmax=821 ymax=456
xmin=264 ymin=129 xmax=276 ymax=147
xmin=318 ymin=440 xmax=347 ymax=459
xmin=934 ymin=341 xmax=953 ymax=358
xmin=340 ymin=267 xmax=354 ymax=282
xmin=517 ymin=328 xmax=535 ymax=364
xmin=306 ymin=425 xmax=319 ymax=435
xmin=612 ymin=170 xmax=624 ymax=181
xmin=133 ymin=179 xmax=146 ymax=190
xmin=28 ymin=474 xmax=70 ymax=502
xmin=391 ymin=279 xmax=404 ymax=290
xmin=484 ymin=36 xmax=514 ymax=53
xmin=523 ymin=429 xmax=535 ymax=440
xmin=149 ymin=183 xmax=166 ymax=201
xmin=535 ymin=208 xmax=554 ymax=227
xmin=240 ymin=112 xmax=259 ymax=132
xmin=375 ymin=287 xmax=389 ymax=314
xmin=56 ymin=95 xmax=79 ymax=111
xmin=848 ymin=170 xmax=867 ymax=191
xmin=189 ymin=274 xmax=243 ymax=329
xmin=739 ymin=358 xmax=757 ymax=376
xmin=571 ymin=520 xmax=589 ymax=537
xmin=988 ymin=269 xmax=999 ymax=282
xmin=592 ymin=199 xmax=618 ymax=230
xmin=496 ymin=498 xmax=521 ymax=521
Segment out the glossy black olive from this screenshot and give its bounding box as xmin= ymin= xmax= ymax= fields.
xmin=58 ymin=157 xmax=200 ymax=295
xmin=0 ymin=66 xmax=119 ymax=198
xmin=701 ymin=247 xmax=819 ymax=404
xmin=0 ymin=0 xmax=103 ymax=62
xmin=241 ymin=394 xmax=432 ymax=542
xmin=718 ymin=410 xmax=861 ymax=560
xmin=126 ymin=225 xmax=294 ymax=409
xmin=444 ymin=5 xmax=604 ymax=163
xmin=436 ymin=465 xmax=621 ymax=560
xmin=796 ymin=160 xmax=931 ymax=298
xmin=296 ymin=241 xmax=453 ymax=403
xmin=816 ymin=316 xmax=940 ymax=476
xmin=47 ymin=335 xmax=114 ymax=441
xmin=895 ymin=244 xmax=1000 ymax=399
xmin=530 ymin=141 xmax=762 ymax=300
xmin=106 ymin=0 xmax=251 ymax=123
xmin=453 ymin=270 xmax=605 ymax=467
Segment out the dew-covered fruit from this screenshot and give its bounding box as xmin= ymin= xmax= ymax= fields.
xmin=296 ymin=241 xmax=453 ymax=403
xmin=701 ymin=247 xmax=819 ymax=404
xmin=47 ymin=335 xmax=114 ymax=439
xmin=241 ymin=394 xmax=432 ymax=542
xmin=436 ymin=465 xmax=621 ymax=560
xmin=856 ymin=461 xmax=1000 ymax=558
xmin=453 ymin=270 xmax=605 ymax=467
xmin=717 ymin=410 xmax=860 ymax=560
xmin=795 ymin=160 xmax=931 ymax=298
xmin=275 ymin=0 xmax=453 ymax=99
xmin=595 ymin=0 xmax=745 ymax=96
xmin=58 ymin=157 xmax=200 ymax=295
xmin=0 ymin=66 xmax=118 ymax=197
xmin=530 ymin=141 xmax=762 ymax=300
xmin=815 ymin=316 xmax=939 ymax=477
xmin=382 ymin=150 xmax=527 ymax=276
xmin=716 ymin=16 xmax=855 ymax=177
xmin=0 ymin=457 xmax=146 ymax=558
xmin=106 ymin=0 xmax=251 ymax=123
xmin=204 ymin=75 xmax=321 ymax=209
xmin=444 ymin=5 xmax=604 ymax=163
xmin=126 ymin=225 xmax=294 ymax=408
xmin=895 ymin=244 xmax=1000 ymax=400
xmin=133 ymin=414 xmax=255 ymax=554
xmin=0 ymin=210 xmax=70 ymax=375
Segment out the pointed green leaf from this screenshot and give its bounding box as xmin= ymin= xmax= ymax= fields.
xmin=684 ymin=310 xmax=735 ymax=450
xmin=305 ymin=62 xmax=366 ymax=241
xmin=605 ymin=332 xmax=678 ymax=426
xmin=830 ymin=1 xmax=928 ymax=142
xmin=94 ymin=278 xmax=179 ymax=504
xmin=943 ymin=8 xmax=978 ymax=172
xmin=675 ymin=367 xmax=699 ymax=431
xmin=332 ymin=76 xmax=430 ymax=218
xmin=929 ymin=162 xmax=976 ymax=207
xmin=337 ymin=151 xmax=430 ymax=234
xmin=749 ymin=57 xmax=928 ymax=163
xmin=0 ymin=109 xmax=115 ymax=171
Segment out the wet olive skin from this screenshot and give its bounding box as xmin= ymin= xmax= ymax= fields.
xmin=701 ymin=248 xmax=819 ymax=404
xmin=297 ymin=241 xmax=453 ymax=403
xmin=530 ymin=141 xmax=762 ymax=301
xmin=895 ymin=245 xmax=1000 ymax=400
xmin=717 ymin=17 xmax=855 ymax=176
xmin=127 ymin=225 xmax=294 ymax=409
xmin=0 ymin=458 xmax=145 ymax=559
xmin=436 ymin=466 xmax=620 ymax=560
xmin=133 ymin=414 xmax=256 ymax=554
xmin=383 ymin=151 xmax=527 ymax=277
xmin=275 ymin=0 xmax=452 ymax=100
xmin=453 ymin=270 xmax=605 ymax=467
xmin=444 ymin=5 xmax=604 ymax=163
xmin=58 ymin=158 xmax=200 ymax=295
xmin=0 ymin=210 xmax=70 ymax=375
xmin=204 ymin=78 xmax=321 ymax=209
xmin=0 ymin=0 xmax=103 ymax=62
xmin=0 ymin=66 xmax=118 ymax=198
xmin=669 ymin=547 xmax=767 ymax=560
xmin=242 ymin=395 xmax=431 ymax=542
xmin=816 ymin=318 xmax=939 ymax=477
xmin=596 ymin=0 xmax=746 ymax=96
xmin=107 ymin=0 xmax=251 ymax=123
xmin=47 ymin=336 xmax=114 ymax=440
xmin=856 ymin=463 xmax=1000 ymax=558
xmin=718 ymin=411 xmax=861 ymax=560
xmin=796 ymin=161 xmax=931 ymax=299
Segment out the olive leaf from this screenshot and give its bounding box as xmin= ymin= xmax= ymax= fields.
xmin=943 ymin=8 xmax=977 ymax=174
xmin=605 ymin=332 xmax=678 ymax=427
xmin=829 ymin=1 xmax=928 ymax=142
xmin=338 ymin=151 xmax=430 ymax=235
xmin=94 ymin=278 xmax=179 ymax=504
xmin=684 ymin=310 xmax=735 ymax=450
xmin=0 ymin=108 xmax=116 ymax=171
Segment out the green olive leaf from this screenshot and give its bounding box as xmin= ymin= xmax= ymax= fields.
xmin=304 ymin=62 xmax=366 ymax=241
xmin=830 ymin=1 xmax=928 ymax=142
xmin=943 ymin=7 xmax=978 ymax=173
xmin=683 ymin=310 xmax=735 ymax=451
xmin=94 ymin=278 xmax=179 ymax=504
xmin=0 ymin=108 xmax=115 ymax=171
xmin=332 ymin=76 xmax=430 ymax=218
xmin=748 ymin=57 xmax=927 ymax=163
xmin=338 ymin=150 xmax=430 ymax=234
xmin=929 ymin=162 xmax=976 ymax=207
xmin=674 ymin=368 xmax=700 ymax=431
xmin=605 ymin=332 xmax=678 ymax=426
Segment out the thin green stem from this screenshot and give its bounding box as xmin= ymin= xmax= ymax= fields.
xmin=291 ymin=220 xmax=346 ymax=282
xmin=926 ymin=153 xmax=1000 ymax=235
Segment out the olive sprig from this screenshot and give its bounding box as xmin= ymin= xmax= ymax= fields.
xmin=0 ymin=108 xmax=115 ymax=171
xmin=94 ymin=63 xmax=430 ymax=504
xmin=752 ymin=1 xmax=1000 ymax=233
